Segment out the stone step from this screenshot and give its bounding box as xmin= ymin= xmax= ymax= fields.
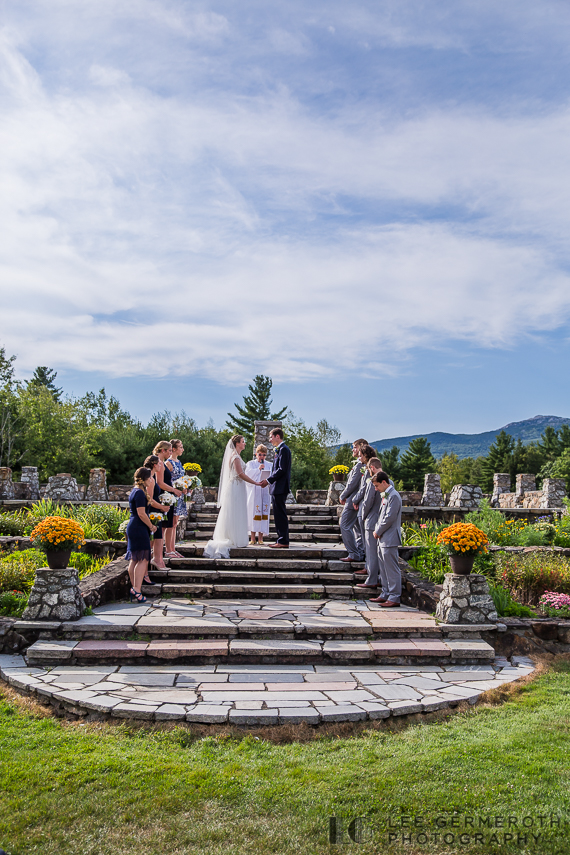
xmin=24 ymin=636 xmax=495 ymax=667
xmin=154 ymin=569 xmax=356 ymax=584
xmin=3 ymin=655 xmax=531 ymax=726
xmin=195 ymin=513 xmax=339 ymax=524
xmin=195 ymin=522 xmax=340 ymax=532
xmin=145 ymin=582 xmax=356 ymax=598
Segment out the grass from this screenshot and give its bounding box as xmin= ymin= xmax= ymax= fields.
xmin=0 ymin=660 xmax=570 ymax=854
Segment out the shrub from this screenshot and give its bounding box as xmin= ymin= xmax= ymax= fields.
xmin=0 ymin=512 xmax=27 ymax=537
xmin=0 ymin=549 xmax=46 ymax=593
xmin=488 ymin=583 xmax=535 ymax=617
xmin=402 ymin=521 xmax=445 ymax=547
xmin=0 ymin=590 xmax=28 ymax=617
xmin=408 ymin=543 xmax=450 ymax=584
xmin=69 ymin=552 xmax=108 ymax=579
xmin=496 ymin=552 xmax=570 ymax=605
xmin=22 ymin=500 xmax=129 ymax=541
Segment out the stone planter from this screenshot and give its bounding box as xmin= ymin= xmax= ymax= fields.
xmin=22 ymin=566 xmax=84 ymax=621
xmin=449 ymin=554 xmax=475 ymax=575
xmin=45 ymin=549 xmax=72 ymax=570
xmin=436 ymin=573 xmax=498 ymax=624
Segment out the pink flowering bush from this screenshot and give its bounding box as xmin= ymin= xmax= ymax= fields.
xmin=539 ymin=591 xmax=570 ymax=618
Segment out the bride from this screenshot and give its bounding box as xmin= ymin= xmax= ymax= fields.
xmin=204 ymin=435 xmax=268 ymax=559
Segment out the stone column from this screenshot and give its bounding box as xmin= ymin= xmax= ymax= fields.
xmin=86 ymin=468 xmax=108 ymax=501
xmin=21 ymin=466 xmax=40 ymax=500
xmin=421 ymin=473 xmax=444 ymax=506
xmin=491 ymin=473 xmax=511 ymax=507
xmin=435 ymin=573 xmax=498 ymax=624
xmin=0 ymin=467 xmax=15 ymax=500
xmin=447 ymin=485 xmax=483 ymax=509
xmin=44 ymin=474 xmax=81 ymax=501
xmin=516 ymin=473 xmax=536 ymax=499
xmin=325 ymin=481 xmax=346 ymax=506
xmin=22 ymin=567 xmax=84 ymax=621
xmin=541 ymin=478 xmax=566 ymax=508
xmin=253 ymin=420 xmax=282 ymax=462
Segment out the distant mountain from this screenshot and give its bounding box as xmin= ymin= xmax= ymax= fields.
xmin=366 ymin=415 xmax=570 ymax=460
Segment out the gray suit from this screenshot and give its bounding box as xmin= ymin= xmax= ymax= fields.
xmin=360 ymin=480 xmax=382 ymax=586
xmin=374 ymin=486 xmax=403 ymax=602
xmin=339 ymin=461 xmax=365 ymax=560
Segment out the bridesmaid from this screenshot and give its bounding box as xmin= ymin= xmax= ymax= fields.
xmin=153 ymin=441 xmax=183 ymax=559
xmin=125 ymin=467 xmax=157 ymax=603
xmin=143 ymin=454 xmax=171 ymax=574
xmin=166 ymin=438 xmax=189 ymax=558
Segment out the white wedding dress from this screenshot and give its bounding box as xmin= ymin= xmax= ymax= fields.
xmin=204 ymin=441 xmax=249 ymax=559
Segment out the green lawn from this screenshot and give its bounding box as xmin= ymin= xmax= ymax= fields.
xmin=1 ymin=663 xmax=569 ymax=855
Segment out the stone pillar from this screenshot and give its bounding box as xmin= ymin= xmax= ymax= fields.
xmin=516 ymin=473 xmax=536 ymax=499
xmin=44 ymin=473 xmax=81 ymax=501
xmin=447 ymin=485 xmax=483 ymax=509
xmin=85 ymin=468 xmax=108 ymax=501
xmin=21 ymin=466 xmax=40 ymax=500
xmin=541 ymin=478 xmax=566 ymax=508
xmin=325 ymin=480 xmax=346 ymax=506
xmin=421 ymin=473 xmax=444 ymax=506
xmin=0 ymin=467 xmax=15 ymax=500
xmin=253 ymin=420 xmax=282 ymax=463
xmin=491 ymin=473 xmax=511 ymax=507
xmin=22 ymin=567 xmax=84 ymax=621
xmin=435 ymin=573 xmax=498 ymax=624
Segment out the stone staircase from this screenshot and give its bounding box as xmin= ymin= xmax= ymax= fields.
xmin=186 ymin=503 xmax=342 ymax=543
xmin=18 ymin=502 xmax=497 ymax=678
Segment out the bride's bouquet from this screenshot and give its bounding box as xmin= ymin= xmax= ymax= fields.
xmin=159 ymin=492 xmax=178 ymax=507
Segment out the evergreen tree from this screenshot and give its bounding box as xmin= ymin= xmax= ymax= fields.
xmin=226 ymin=375 xmax=287 ymax=438
xmin=331 ymin=443 xmax=353 ymax=469
xmin=399 ymin=437 xmax=436 ymax=490
xmin=480 ymin=430 xmax=515 ymax=491
xmin=538 ymin=425 xmax=561 ymax=462
xmin=380 ymin=446 xmax=401 ymax=482
xmin=27 ymin=366 xmax=62 ymax=401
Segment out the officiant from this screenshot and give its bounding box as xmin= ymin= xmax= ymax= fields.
xmin=245 ymin=444 xmax=272 ymax=545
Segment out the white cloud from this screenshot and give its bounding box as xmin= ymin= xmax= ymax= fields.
xmin=1 ymin=3 xmax=570 ymax=386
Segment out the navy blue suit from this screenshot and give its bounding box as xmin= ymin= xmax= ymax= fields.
xmin=268 ymin=442 xmax=291 ymax=544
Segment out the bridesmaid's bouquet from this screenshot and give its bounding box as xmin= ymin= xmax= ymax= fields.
xmin=159 ymin=492 xmax=177 ymax=507
xmin=149 ymin=512 xmax=167 ymax=524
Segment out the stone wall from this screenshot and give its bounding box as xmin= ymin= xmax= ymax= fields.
xmin=21 ymin=466 xmax=40 ymax=500
xmin=108 ymin=485 xmax=132 ymax=501
xmin=296 ymin=489 xmax=328 ymax=505
xmin=44 ymin=474 xmax=82 ymax=501
xmin=399 ymin=491 xmax=422 ymax=507
xmin=325 ymin=481 xmax=346 ymax=506
xmin=491 ymin=473 xmax=511 ymax=506
xmin=497 ymin=475 xmax=567 ymax=510
xmin=0 ymin=468 xmax=15 ymax=500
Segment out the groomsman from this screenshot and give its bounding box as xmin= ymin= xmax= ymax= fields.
xmin=369 ymin=471 xmax=403 ymax=607
xmin=348 ymin=444 xmax=377 ymax=553
xmin=266 ymin=427 xmax=292 ymax=549
xmin=354 ymin=458 xmax=384 ymax=590
xmin=339 ymin=438 xmax=368 ymax=563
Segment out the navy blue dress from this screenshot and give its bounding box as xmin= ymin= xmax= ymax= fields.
xmin=126 ymin=487 xmax=151 ymax=562
xmin=151 ymin=480 xmax=163 ymax=540
xmin=161 ymin=463 xmax=175 ymax=530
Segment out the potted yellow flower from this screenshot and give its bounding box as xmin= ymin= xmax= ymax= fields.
xmin=329 ymin=465 xmax=349 ymax=482
xmin=436 ymin=522 xmax=488 ymax=575
xmin=30 ymin=515 xmax=85 ymax=569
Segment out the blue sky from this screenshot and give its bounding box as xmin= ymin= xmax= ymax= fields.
xmin=1 ymin=1 xmax=570 ymax=442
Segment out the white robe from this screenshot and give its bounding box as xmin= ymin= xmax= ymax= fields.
xmin=245 ymin=459 xmax=271 ymax=534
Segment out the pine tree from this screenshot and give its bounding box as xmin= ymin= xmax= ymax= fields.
xmin=380 ymin=446 xmax=401 ymax=482
xmin=27 ymin=367 xmax=62 ymax=401
xmin=480 ymin=430 xmax=515 ymax=491
xmin=226 ymin=376 xmax=287 ymax=438
xmin=0 ymin=346 xmax=16 ymax=389
xmin=399 ymin=437 xmax=436 ymax=490
xmin=538 ymin=426 xmax=561 ymax=462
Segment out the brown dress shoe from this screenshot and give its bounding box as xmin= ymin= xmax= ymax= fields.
xmin=379 ymin=600 xmax=400 ymax=608
xmin=340 ymin=557 xmax=355 ymax=563
xmin=355 ymin=583 xmax=377 ymax=588
xmin=269 ymin=543 xmax=289 ymax=549
xmin=369 ymin=596 xmax=388 ymax=603
xmin=354 ymin=570 xmax=368 ymax=576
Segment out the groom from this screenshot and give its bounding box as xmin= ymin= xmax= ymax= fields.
xmin=262 ymin=427 xmax=292 ymax=549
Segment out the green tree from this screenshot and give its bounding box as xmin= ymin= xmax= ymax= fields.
xmin=283 ymin=414 xmax=340 ymax=493
xmin=331 ymin=443 xmax=353 ymax=469
xmin=226 ymin=376 xmax=287 ymax=438
xmin=544 ymin=448 xmax=570 ymax=491
xmin=380 ymin=446 xmax=401 ymax=482
xmin=480 ymin=431 xmax=515 ymax=492
xmin=26 ymin=366 xmax=62 ymax=401
xmin=538 ymin=426 xmax=561 ymax=462
xmin=0 ymin=346 xmax=16 ymax=389
xmin=399 ymin=437 xmax=437 ymax=490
